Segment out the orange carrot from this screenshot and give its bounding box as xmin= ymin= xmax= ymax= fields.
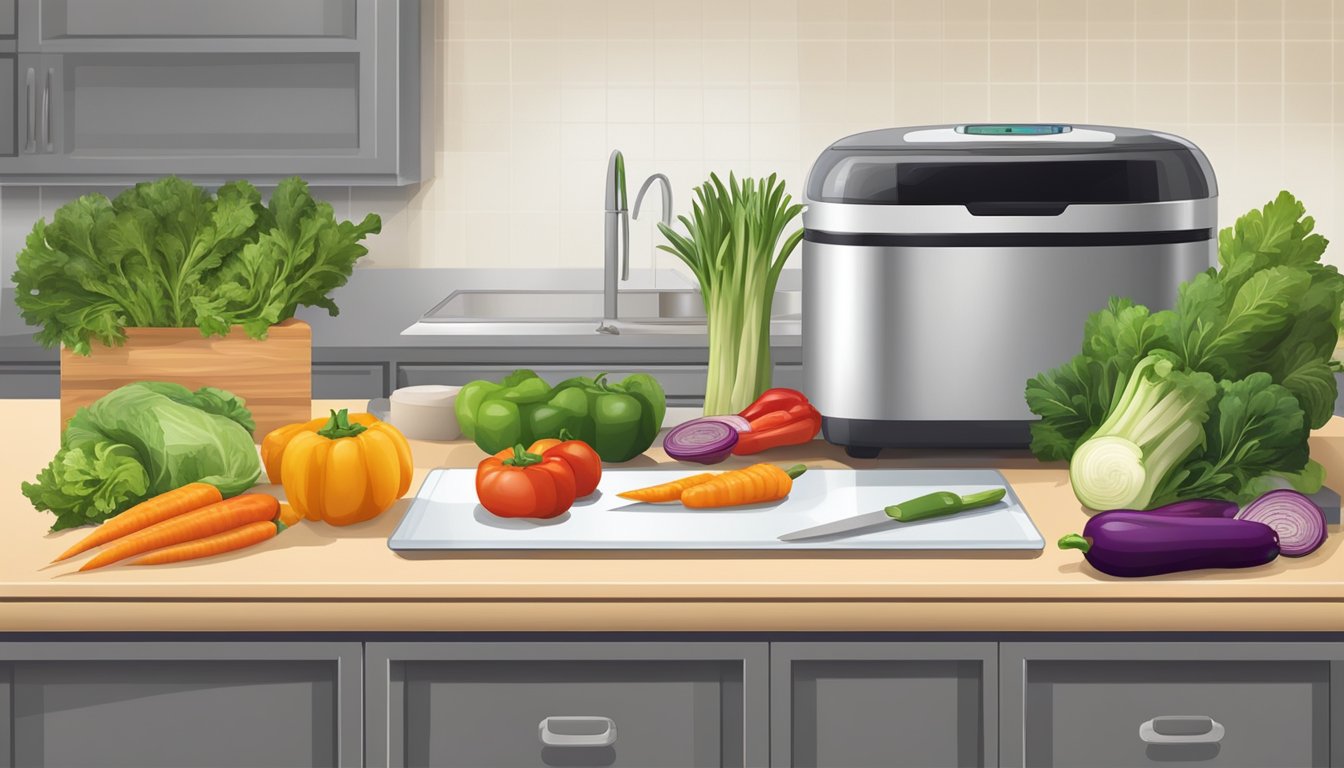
xmin=129 ymin=520 xmax=283 ymax=566
xmin=617 ymin=472 xmax=719 ymax=503
xmin=78 ymin=494 xmax=280 ymax=572
xmin=681 ymin=464 xmax=807 ymax=508
xmin=278 ymin=502 xmax=304 ymax=528
xmin=53 ymin=483 xmax=223 ymax=563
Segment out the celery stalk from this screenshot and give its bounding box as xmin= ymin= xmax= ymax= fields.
xmin=657 ymin=173 xmax=804 ymax=415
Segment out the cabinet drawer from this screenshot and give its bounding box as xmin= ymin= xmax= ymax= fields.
xmin=312 ymin=362 xmax=387 ymax=398
xmin=366 ymin=642 xmax=768 ymax=768
xmin=1002 ymin=643 xmax=1343 ymax=768
xmin=0 ymin=641 xmax=362 ymax=768
xmin=772 ymin=643 xmax=996 ymax=768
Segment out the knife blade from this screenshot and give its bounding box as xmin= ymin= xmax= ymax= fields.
xmin=777 ymin=487 xmax=1007 ymax=542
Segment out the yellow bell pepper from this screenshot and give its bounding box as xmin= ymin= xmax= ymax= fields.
xmin=279 ymin=409 xmax=414 ymax=526
xmin=261 ymin=411 xmax=380 ymax=485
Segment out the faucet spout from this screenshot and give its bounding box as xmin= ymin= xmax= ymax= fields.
xmin=633 ymin=173 xmax=674 ymax=231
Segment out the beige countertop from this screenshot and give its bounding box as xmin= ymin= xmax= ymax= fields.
xmin=3 ymin=400 xmax=1343 ymax=632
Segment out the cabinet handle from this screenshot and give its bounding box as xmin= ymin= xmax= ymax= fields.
xmin=1139 ymin=715 xmax=1224 ymax=745
xmin=24 ymin=67 xmax=34 ymax=153
xmin=42 ymin=67 xmax=52 ymax=153
xmin=538 ymin=716 xmax=617 ymax=748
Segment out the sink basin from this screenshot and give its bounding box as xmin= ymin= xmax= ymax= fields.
xmin=421 ymin=289 xmax=801 ymax=325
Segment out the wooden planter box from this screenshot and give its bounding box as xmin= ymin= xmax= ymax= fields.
xmin=60 ymin=319 xmax=312 ymax=443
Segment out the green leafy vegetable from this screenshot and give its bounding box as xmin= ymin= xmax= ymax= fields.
xmin=12 ymin=176 xmax=380 ymax=355
xmin=656 ymin=173 xmax=803 ymax=415
xmin=22 ymin=382 xmax=262 ymax=531
xmin=1026 ymin=191 xmax=1340 ymax=509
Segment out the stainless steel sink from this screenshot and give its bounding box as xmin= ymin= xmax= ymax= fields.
xmin=421 ymin=289 xmax=801 ymax=325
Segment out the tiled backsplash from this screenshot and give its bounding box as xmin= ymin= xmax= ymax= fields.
xmin=3 ymin=0 xmax=1343 ymax=278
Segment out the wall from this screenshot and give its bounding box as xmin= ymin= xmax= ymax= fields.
xmin=2 ymin=0 xmax=1342 ymax=285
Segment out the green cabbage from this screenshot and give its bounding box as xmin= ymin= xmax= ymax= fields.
xmin=23 ymin=382 xmax=262 ymax=531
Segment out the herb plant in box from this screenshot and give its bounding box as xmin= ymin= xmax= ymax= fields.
xmin=657 ymin=173 xmax=804 ymax=415
xmin=13 ymin=176 xmax=380 ymax=440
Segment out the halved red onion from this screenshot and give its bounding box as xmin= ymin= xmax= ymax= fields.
xmin=663 ymin=418 xmax=740 ymax=464
xmin=702 ymin=414 xmax=751 ymax=433
xmin=1236 ymin=489 xmax=1327 ymax=557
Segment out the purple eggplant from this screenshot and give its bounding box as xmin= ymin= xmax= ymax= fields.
xmin=1111 ymin=498 xmax=1239 ymax=519
xmin=1058 ymin=511 xmax=1279 ymax=577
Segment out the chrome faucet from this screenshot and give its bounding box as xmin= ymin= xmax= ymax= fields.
xmin=598 ymin=149 xmax=673 ymax=334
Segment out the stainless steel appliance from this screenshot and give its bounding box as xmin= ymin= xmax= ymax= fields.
xmin=802 ymin=124 xmax=1217 ymax=456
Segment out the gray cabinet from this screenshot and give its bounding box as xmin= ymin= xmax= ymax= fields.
xmin=0 ymin=362 xmax=57 ymax=397
xmin=771 ymin=643 xmax=996 ymax=768
xmin=3 ymin=0 xmax=420 ymax=184
xmin=1001 ymin=642 xmax=1344 ymax=768
xmin=0 ymin=0 xmax=13 ymax=36
xmin=0 ymin=55 xmax=13 ymax=156
xmin=0 ymin=641 xmax=363 ymax=768
xmin=365 ymin=642 xmax=770 ymax=768
xmin=313 ymin=362 xmax=389 ymax=398
xmin=18 ymin=0 xmax=358 ymax=46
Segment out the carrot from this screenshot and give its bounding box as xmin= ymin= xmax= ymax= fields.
xmin=129 ymin=520 xmax=283 ymax=566
xmin=78 ymin=494 xmax=280 ymax=572
xmin=617 ymin=472 xmax=719 ymax=503
xmin=53 ymin=483 xmax=223 ymax=563
xmin=681 ymin=464 xmax=808 ymax=508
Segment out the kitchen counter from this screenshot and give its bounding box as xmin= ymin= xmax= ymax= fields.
xmin=3 ymin=400 xmax=1343 ymax=633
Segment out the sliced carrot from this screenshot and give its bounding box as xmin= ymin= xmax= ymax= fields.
xmin=617 ymin=473 xmax=719 ymax=503
xmin=78 ymin=494 xmax=279 ymax=572
xmin=53 ymin=483 xmax=222 ymax=563
xmin=681 ymin=464 xmax=807 ymax=508
xmin=129 ymin=520 xmax=281 ymax=566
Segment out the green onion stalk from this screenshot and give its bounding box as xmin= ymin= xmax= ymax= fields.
xmin=657 ymin=173 xmax=804 ymax=415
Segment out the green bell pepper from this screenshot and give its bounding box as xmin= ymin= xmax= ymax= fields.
xmin=456 ymin=370 xmax=667 ymax=461
xmin=552 ymin=373 xmax=665 ymax=462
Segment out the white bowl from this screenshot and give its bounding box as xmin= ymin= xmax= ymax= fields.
xmin=389 ymin=385 xmax=461 ymax=441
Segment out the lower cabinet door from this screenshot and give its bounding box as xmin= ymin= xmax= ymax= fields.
xmin=771 ymin=642 xmax=997 ymax=768
xmin=0 ymin=641 xmax=363 ymax=768
xmin=365 ymin=642 xmax=769 ymax=768
xmin=1001 ymin=642 xmax=1343 ymax=768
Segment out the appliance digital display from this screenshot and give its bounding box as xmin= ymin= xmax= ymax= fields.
xmin=963 ymin=124 xmax=1068 ymax=135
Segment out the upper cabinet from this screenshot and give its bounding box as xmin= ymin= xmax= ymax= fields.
xmin=1 ymin=0 xmax=422 ymax=185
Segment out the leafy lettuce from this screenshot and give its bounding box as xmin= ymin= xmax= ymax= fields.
xmin=12 ymin=176 xmax=380 ymax=355
xmin=1026 ymin=191 xmax=1342 ymax=508
xmin=23 ymin=382 xmax=262 ymax=531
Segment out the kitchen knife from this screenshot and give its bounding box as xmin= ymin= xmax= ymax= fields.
xmin=777 ymin=488 xmax=1007 ymax=542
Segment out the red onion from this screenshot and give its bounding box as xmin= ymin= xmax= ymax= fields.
xmin=663 ymin=418 xmax=739 ymax=464
xmin=1236 ymin=489 xmax=1328 ymax=557
xmin=701 ymin=414 xmax=751 ymax=433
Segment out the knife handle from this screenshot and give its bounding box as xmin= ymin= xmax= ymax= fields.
xmin=885 ymin=487 xmax=1006 ymax=523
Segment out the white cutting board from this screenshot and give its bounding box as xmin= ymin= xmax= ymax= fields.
xmin=388 ymin=467 xmax=1045 ymax=551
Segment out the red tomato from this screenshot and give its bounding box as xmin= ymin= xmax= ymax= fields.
xmin=475 ymin=452 xmax=577 ymax=518
xmin=542 ymin=440 xmax=603 ymax=497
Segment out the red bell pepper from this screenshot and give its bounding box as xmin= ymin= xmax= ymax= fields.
xmin=734 ymin=402 xmax=822 ymax=455
xmin=739 ymin=388 xmax=810 ymax=422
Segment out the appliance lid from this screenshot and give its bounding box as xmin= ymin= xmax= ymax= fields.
xmin=806 ymin=124 xmax=1217 ymax=209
